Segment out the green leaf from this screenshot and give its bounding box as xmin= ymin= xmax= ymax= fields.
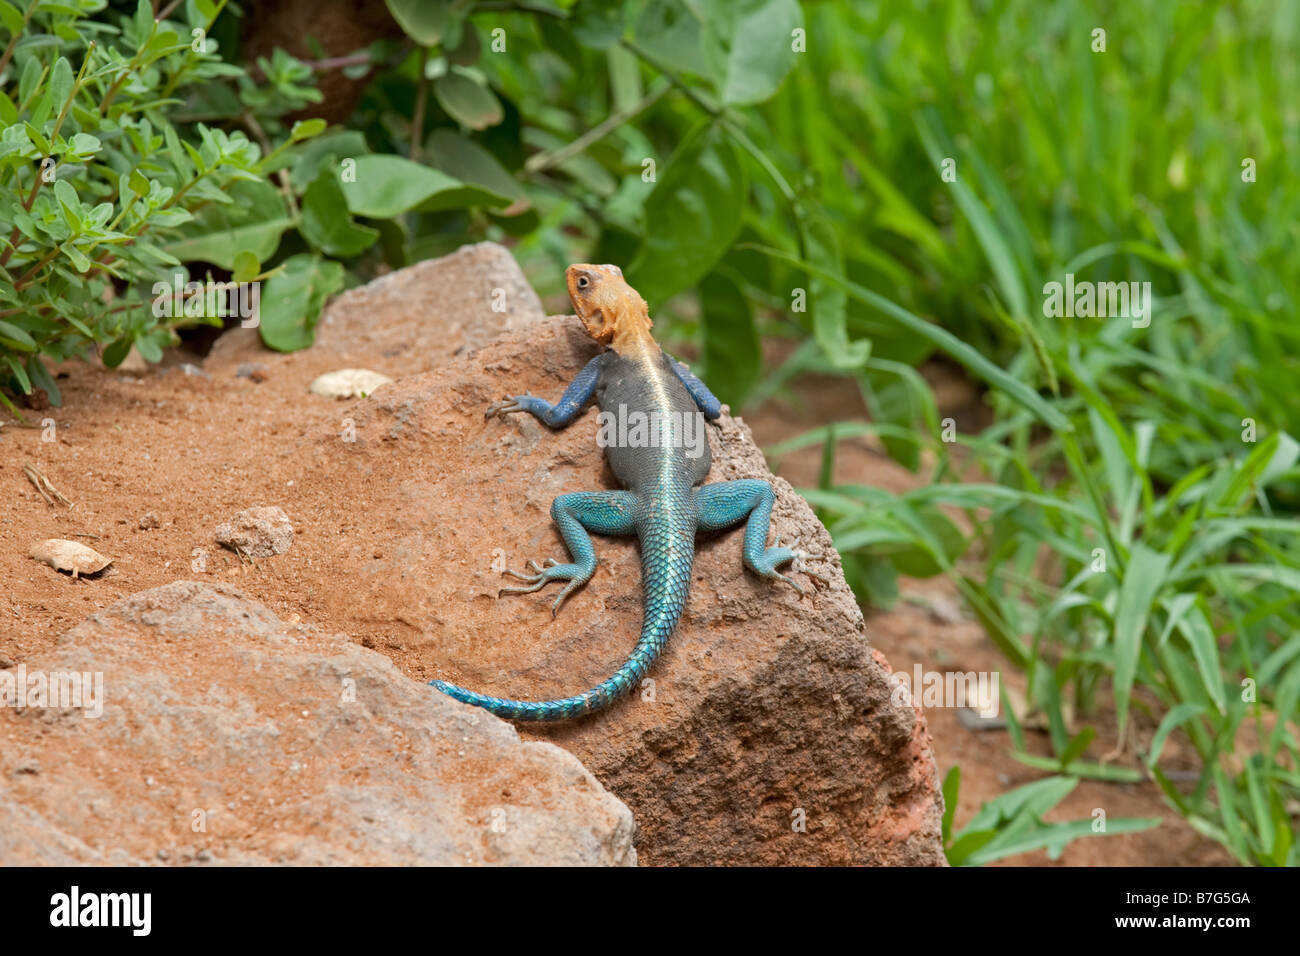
xmin=1059 ymin=727 xmax=1097 ymax=767
xmin=800 ymin=204 xmax=869 ymax=369
xmin=4 ymin=354 xmax=32 ymax=393
xmin=1146 ymin=703 xmax=1205 ymax=768
xmin=705 ymin=0 xmax=802 ymax=105
xmin=163 ymin=124 xmax=190 ymax=178
xmin=426 ymin=129 xmax=524 ymax=203
xmin=433 ymin=68 xmax=503 ymax=131
xmin=53 ymin=178 xmax=81 ymax=231
xmin=257 ymin=254 xmax=344 ymax=352
xmin=127 ymin=168 xmax=151 ymax=197
xmin=744 ymin=245 xmax=1073 ymax=432
xmin=166 ymin=180 xmax=290 ymax=270
xmin=916 ymin=107 xmax=1030 ymax=321
xmin=887 ymin=501 xmax=966 ymax=576
xmin=134 ymin=0 xmax=154 ymax=43
xmin=25 ymin=122 xmax=50 ymax=156
xmin=627 ymin=122 xmax=746 ymax=307
xmin=634 ymin=0 xmax=800 ymax=105
xmin=446 ymin=21 xmax=481 ymax=66
xmin=301 ymin=167 xmax=380 ymax=259
xmin=1173 ymin=603 xmax=1227 ymax=715
xmin=385 ymin=0 xmax=455 ymax=45
xmin=67 ymin=133 xmax=100 ymax=159
xmin=290 ymin=118 xmax=327 ymax=142
xmin=697 ymin=270 xmax=758 ymax=407
xmin=48 ymin=56 xmax=74 ymax=112
xmin=290 ymin=130 xmax=369 ymax=188
xmin=941 ymin=765 xmax=960 ymax=844
xmin=102 ymin=337 xmax=132 ymax=369
xmin=1009 ymin=752 xmax=1144 ymax=782
xmin=0 ymin=1 xmax=25 ymax=34
xmin=231 ymin=251 xmax=260 ymax=284
xmin=633 ymin=0 xmax=713 ymax=79
xmin=1269 ymin=658 xmax=1300 ymax=759
xmin=946 ymin=828 xmax=998 ymax=866
xmin=338 ymin=154 xmax=503 ymax=217
xmin=571 ymin=3 xmax=623 ymax=49
xmin=17 ymin=57 xmax=40 ymax=106
xmin=964 ymin=815 xmax=1161 ymax=866
xmin=1113 ymin=543 xmax=1172 ymax=737
xmin=0 ymin=319 xmax=37 ymax=352
xmin=964 ymin=775 xmax=1077 ymax=832
xmin=63 ymin=242 xmax=91 ymax=273
xmin=167 ymin=218 xmax=291 ymax=270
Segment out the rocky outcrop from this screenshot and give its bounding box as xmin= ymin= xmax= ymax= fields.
xmin=0 ymin=581 xmax=635 ymax=866
xmin=4 ymin=242 xmax=943 ymax=867
xmin=205 ymin=241 xmax=545 ymax=386
xmin=288 ymin=301 xmax=946 ymax=866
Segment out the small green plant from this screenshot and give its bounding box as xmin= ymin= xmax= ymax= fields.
xmin=942 ymin=768 xmax=1160 ymax=866
xmin=0 ymin=0 xmax=524 ymax=410
xmin=0 ymin=0 xmax=328 ymax=410
xmin=754 ymin=1 xmax=1300 ymax=866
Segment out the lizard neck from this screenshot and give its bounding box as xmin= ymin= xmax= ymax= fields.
xmin=606 ymin=299 xmax=658 ymax=358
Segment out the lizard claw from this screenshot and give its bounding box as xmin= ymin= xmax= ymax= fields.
xmin=792 ymin=552 xmax=831 ymax=587
xmin=787 ymin=535 xmax=832 ymax=589
xmin=773 ymin=571 xmax=808 ymax=596
xmin=755 ymin=535 xmax=830 ymax=597
xmin=485 ymin=393 xmax=533 ymax=420
xmin=497 ymin=557 xmax=593 ymax=614
xmin=499 ymin=559 xmax=547 ymax=592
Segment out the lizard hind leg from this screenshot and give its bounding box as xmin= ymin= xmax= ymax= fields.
xmin=499 ymin=490 xmax=638 ymax=616
xmin=694 ymin=479 xmax=828 ymax=596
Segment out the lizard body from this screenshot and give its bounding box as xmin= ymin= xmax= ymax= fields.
xmin=430 ymin=264 xmax=825 ymax=721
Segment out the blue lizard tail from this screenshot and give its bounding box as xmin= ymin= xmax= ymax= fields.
xmin=431 ymin=542 xmax=692 ymax=721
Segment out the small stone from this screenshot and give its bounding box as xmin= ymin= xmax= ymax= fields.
xmin=138 ymin=512 xmax=162 ymax=530
xmin=30 ymin=539 xmax=113 ymax=577
xmin=309 ymin=368 xmax=393 ymax=399
xmin=215 ymin=506 xmax=294 ymax=558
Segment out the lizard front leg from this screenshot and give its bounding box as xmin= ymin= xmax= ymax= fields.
xmin=694 ymin=479 xmax=829 ymax=595
xmin=487 ymin=354 xmax=603 ymax=428
xmin=668 ymin=356 xmax=723 ymax=420
xmin=501 ymin=490 xmax=638 ymax=615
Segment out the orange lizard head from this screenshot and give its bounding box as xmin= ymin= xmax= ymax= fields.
xmin=566 ymin=263 xmax=653 ymax=352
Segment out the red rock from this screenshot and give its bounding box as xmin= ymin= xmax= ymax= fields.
xmin=0 ymin=581 xmax=636 ymax=866
xmin=290 ymin=299 xmax=946 ymax=866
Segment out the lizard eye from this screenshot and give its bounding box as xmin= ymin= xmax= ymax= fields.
xmin=576 ymin=275 xmax=590 ymax=289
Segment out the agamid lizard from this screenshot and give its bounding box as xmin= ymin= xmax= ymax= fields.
xmin=430 ymin=264 xmax=827 ymax=721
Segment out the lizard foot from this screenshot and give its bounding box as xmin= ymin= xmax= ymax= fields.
xmin=754 ymin=535 xmax=831 ymax=596
xmin=499 ymin=558 xmax=593 ymax=616
xmin=485 ymin=393 xmax=533 ymax=420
